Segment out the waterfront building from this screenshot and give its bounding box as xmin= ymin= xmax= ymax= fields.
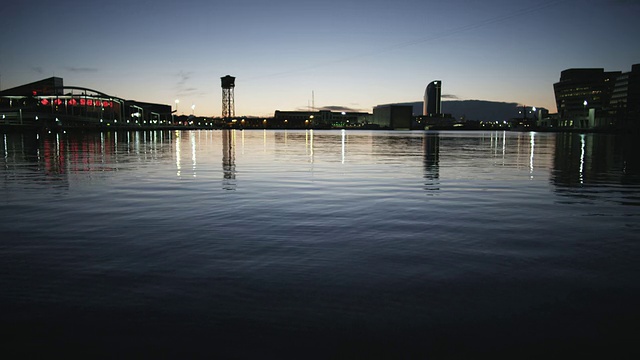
xmin=424 ymin=80 xmax=442 ymax=117
xmin=372 ymin=105 xmax=413 ymax=129
xmin=609 ymin=64 xmax=640 ymax=129
xmin=273 ymin=110 xmax=371 ymax=128
xmin=553 ymin=68 xmax=621 ymax=129
xmin=0 ymin=77 xmax=172 ymax=128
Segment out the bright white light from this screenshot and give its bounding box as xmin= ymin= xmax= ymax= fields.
xmin=529 ymin=132 xmax=535 ymax=177
xmin=583 ymin=100 xmax=588 ymax=106
xmin=580 ymin=134 xmax=585 ymax=184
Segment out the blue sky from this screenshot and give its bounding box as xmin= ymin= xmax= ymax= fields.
xmin=1 ymin=0 xmax=639 ymax=117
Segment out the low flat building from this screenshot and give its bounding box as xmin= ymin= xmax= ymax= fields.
xmin=273 ymin=110 xmax=371 ymax=128
xmin=0 ymin=77 xmax=172 ymax=128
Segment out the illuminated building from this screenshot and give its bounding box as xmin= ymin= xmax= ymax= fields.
xmin=553 ymin=68 xmax=620 ymax=129
xmin=273 ymin=110 xmax=371 ymax=128
xmin=0 ymin=77 xmax=172 ymax=128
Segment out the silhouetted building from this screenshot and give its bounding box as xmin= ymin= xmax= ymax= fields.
xmin=273 ymin=110 xmax=370 ymax=128
xmin=388 ymin=100 xmax=542 ymax=124
xmin=424 ymin=80 xmax=442 ymax=116
xmin=554 ymin=68 xmax=621 ymax=129
xmin=610 ymin=64 xmax=640 ymax=129
xmin=372 ymin=105 xmax=412 ymax=129
xmin=0 ymin=77 xmax=172 ymax=128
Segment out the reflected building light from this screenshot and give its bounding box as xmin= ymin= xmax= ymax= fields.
xmin=191 ymin=131 xmax=197 ymax=178
xmin=263 ymin=129 xmax=267 ymax=152
xmin=310 ymin=129 xmax=314 ymax=162
xmin=3 ymin=134 xmax=7 ymax=159
xmin=580 ymin=134 xmax=585 ymax=184
xmin=56 ymin=133 xmax=61 ymax=162
xmin=529 ymin=132 xmax=535 ymax=178
xmin=341 ymin=129 xmax=346 ymax=164
xmin=133 ymin=132 xmax=139 ymax=155
xmin=176 ymin=131 xmax=182 ymax=177
xmin=502 ymin=131 xmax=506 ymax=163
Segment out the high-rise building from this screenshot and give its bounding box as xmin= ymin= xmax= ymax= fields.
xmin=423 ymin=80 xmax=442 ymax=117
xmin=610 ymin=64 xmax=640 ymax=128
xmin=553 ymin=68 xmax=620 ymax=128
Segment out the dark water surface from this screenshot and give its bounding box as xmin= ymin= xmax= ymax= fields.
xmin=1 ymin=130 xmax=639 ymax=358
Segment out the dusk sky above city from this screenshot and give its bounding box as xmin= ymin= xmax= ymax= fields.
xmin=1 ymin=0 xmax=639 ymax=117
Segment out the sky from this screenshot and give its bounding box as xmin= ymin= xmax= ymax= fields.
xmin=1 ymin=0 xmax=639 ymax=117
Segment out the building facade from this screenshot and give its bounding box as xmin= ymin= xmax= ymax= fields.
xmin=609 ymin=64 xmax=640 ymax=129
xmin=0 ymin=77 xmax=173 ymax=128
xmin=372 ymin=105 xmax=412 ymax=129
xmin=273 ymin=110 xmax=371 ymax=128
xmin=424 ymin=80 xmax=442 ymax=117
xmin=553 ymin=68 xmax=621 ymax=129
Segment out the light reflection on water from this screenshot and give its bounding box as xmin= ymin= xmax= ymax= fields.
xmin=0 ymin=130 xmax=639 ymax=357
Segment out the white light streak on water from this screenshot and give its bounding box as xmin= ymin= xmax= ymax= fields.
xmin=191 ymin=131 xmax=197 ymax=178
xmin=530 ymin=132 xmax=535 ymax=179
xmin=580 ymin=134 xmax=586 ymax=184
xmin=175 ymin=130 xmax=181 ymax=177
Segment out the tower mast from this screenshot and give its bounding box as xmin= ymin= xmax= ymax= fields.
xmin=221 ymin=75 xmax=235 ymax=119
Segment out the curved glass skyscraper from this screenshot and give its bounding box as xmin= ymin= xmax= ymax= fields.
xmin=424 ymin=80 xmax=442 ymax=116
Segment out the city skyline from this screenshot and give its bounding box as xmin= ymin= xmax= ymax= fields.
xmin=1 ymin=0 xmax=639 ymax=117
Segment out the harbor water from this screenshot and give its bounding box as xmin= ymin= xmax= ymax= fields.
xmin=1 ymin=130 xmax=639 ymax=358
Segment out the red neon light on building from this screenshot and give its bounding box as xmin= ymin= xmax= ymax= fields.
xmin=41 ymin=99 xmax=49 ymax=105
xmin=53 ymin=99 xmax=63 ymax=106
xmin=69 ymin=99 xmax=77 ymax=106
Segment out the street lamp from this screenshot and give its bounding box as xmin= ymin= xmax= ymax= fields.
xmin=583 ymin=100 xmax=588 ymax=115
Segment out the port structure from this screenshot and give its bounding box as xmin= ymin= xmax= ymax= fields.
xmin=221 ymin=75 xmax=235 ymax=119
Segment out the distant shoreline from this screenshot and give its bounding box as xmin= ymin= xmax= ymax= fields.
xmin=1 ymin=124 xmax=637 ymax=135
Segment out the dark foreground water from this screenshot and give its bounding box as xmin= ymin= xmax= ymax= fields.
xmin=1 ymin=130 xmax=639 ymax=358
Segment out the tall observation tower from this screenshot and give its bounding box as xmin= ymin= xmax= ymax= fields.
xmin=221 ymin=75 xmax=235 ymax=118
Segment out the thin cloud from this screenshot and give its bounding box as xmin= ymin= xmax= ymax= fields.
xmin=31 ymin=66 xmax=43 ymax=74
xmin=319 ymin=105 xmax=366 ymax=112
xmin=442 ymin=94 xmax=459 ymax=99
xmin=176 ymin=87 xmax=206 ymax=97
xmin=174 ymin=71 xmax=201 ymax=96
xmin=176 ymin=71 xmax=192 ymax=87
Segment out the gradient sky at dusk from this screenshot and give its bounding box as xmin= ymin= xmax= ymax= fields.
xmin=1 ymin=0 xmax=639 ymax=117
